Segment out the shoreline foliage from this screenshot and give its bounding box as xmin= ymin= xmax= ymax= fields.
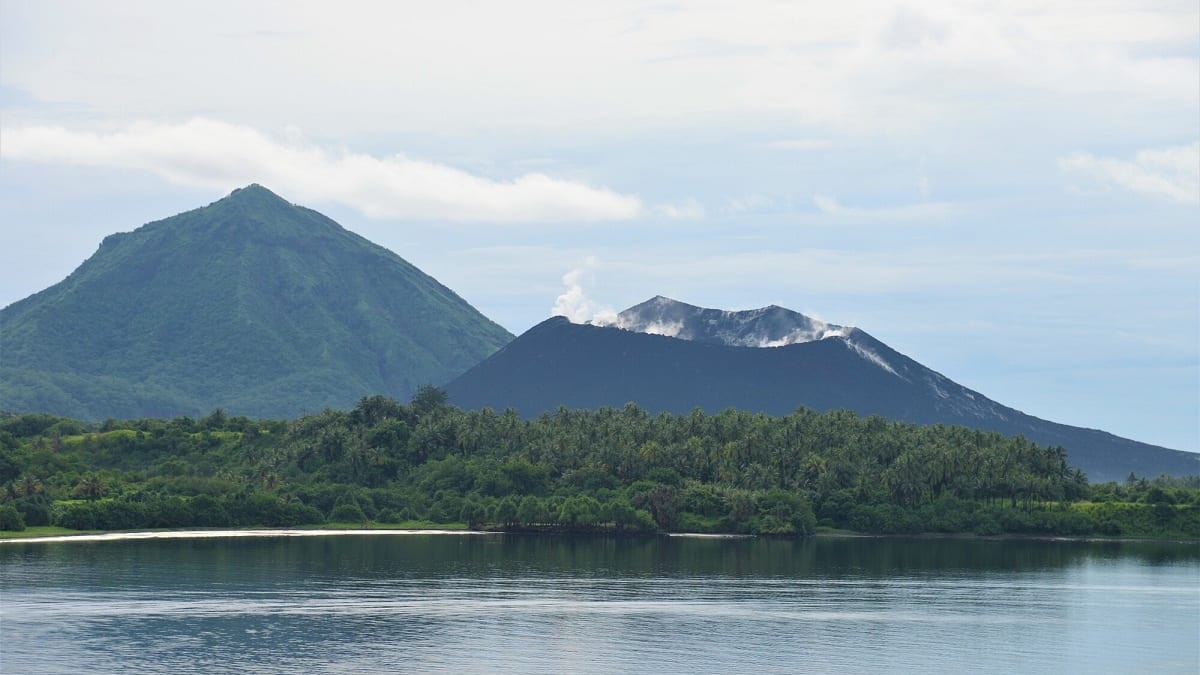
xmin=1 ymin=390 xmax=1197 ymax=538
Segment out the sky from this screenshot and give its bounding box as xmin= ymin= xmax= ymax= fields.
xmin=1 ymin=0 xmax=1197 ymax=452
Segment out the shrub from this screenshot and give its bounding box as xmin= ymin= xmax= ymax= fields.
xmin=972 ymin=513 xmax=1003 ymax=536
xmin=0 ymin=504 xmax=25 ymax=531
xmin=189 ymin=494 xmax=230 ymax=527
xmin=377 ymin=508 xmax=412 ymax=523
xmin=54 ymin=502 xmax=97 ymax=530
xmin=283 ymin=502 xmax=325 ymax=526
xmin=92 ymin=500 xmax=149 ymax=530
xmin=330 ymin=502 xmax=367 ymax=524
xmin=13 ymin=495 xmax=52 ymax=527
xmin=758 ymin=489 xmax=817 ymax=535
xmin=517 ymin=496 xmax=545 ymax=525
xmin=459 ymin=501 xmax=487 ymax=528
xmin=681 ymin=483 xmax=726 ymax=518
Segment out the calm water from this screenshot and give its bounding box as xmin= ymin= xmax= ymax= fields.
xmin=1 ymin=533 xmax=1197 ymax=674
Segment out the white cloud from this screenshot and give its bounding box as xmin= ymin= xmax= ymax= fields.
xmin=811 ymin=194 xmax=955 ymax=222
xmin=812 ymin=195 xmax=843 ymax=214
xmin=762 ymin=139 xmax=834 ymax=151
xmin=1059 ymin=143 xmax=1200 ymax=204
xmin=724 ymin=194 xmax=777 ymax=215
xmin=0 ymin=119 xmax=645 ymax=223
xmin=653 ymin=199 xmax=705 ymax=219
xmin=589 ymin=248 xmax=1121 ymax=300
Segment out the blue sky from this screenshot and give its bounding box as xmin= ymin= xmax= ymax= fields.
xmin=1 ymin=0 xmax=1197 ymax=452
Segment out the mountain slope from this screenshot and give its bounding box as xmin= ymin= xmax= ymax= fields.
xmin=0 ymin=185 xmax=513 ymax=419
xmin=446 ymin=301 xmax=1199 ymax=482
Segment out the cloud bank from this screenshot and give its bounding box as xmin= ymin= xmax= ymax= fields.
xmin=4 ymin=2 xmax=1194 ymax=141
xmin=0 ymin=119 xmax=645 ymax=223
xmin=1060 ymin=143 xmax=1200 ymax=204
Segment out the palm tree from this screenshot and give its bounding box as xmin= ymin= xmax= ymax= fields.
xmin=14 ymin=475 xmax=43 ymax=498
xmin=75 ymin=475 xmax=105 ymax=501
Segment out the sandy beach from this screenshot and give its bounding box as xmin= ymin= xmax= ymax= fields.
xmin=0 ymin=528 xmax=493 ymax=544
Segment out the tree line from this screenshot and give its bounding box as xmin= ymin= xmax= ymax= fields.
xmin=1 ymin=388 xmax=1197 ymax=538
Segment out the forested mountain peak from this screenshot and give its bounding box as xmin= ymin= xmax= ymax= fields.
xmin=0 ymin=185 xmax=513 ymax=420
xmin=228 ymin=182 xmax=285 ymax=202
xmin=117 ymin=183 xmax=345 ymax=244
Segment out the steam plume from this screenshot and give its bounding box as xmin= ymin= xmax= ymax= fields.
xmin=551 ymin=260 xmax=616 ymax=325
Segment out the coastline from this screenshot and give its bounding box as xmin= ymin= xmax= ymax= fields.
xmin=0 ymin=528 xmax=493 ymax=544
xmin=2 ymin=527 xmax=1195 ymax=545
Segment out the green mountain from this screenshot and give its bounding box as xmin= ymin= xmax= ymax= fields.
xmin=0 ymin=184 xmax=513 ymax=419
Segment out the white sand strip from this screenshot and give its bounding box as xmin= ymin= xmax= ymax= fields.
xmin=0 ymin=528 xmax=493 ymax=544
xmin=665 ymin=532 xmax=754 ymax=539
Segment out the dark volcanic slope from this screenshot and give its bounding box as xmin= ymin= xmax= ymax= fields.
xmin=0 ymin=185 xmax=513 ymax=419
xmin=446 ymin=316 xmax=1199 ymax=482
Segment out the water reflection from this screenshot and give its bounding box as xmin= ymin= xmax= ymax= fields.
xmin=2 ymin=534 xmax=1197 ymax=674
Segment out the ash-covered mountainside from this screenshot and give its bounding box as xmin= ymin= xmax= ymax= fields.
xmin=446 ymin=298 xmax=1198 ymax=482
xmin=611 ymin=295 xmax=849 ymax=346
xmin=0 ymin=184 xmax=513 ymax=420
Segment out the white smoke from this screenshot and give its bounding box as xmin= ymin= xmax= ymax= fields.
xmin=846 ymin=340 xmax=903 ymax=378
xmin=637 ymin=320 xmax=684 ymax=337
xmin=591 ymin=307 xmax=619 ymax=326
xmin=551 ymin=259 xmax=617 ymax=325
xmin=754 ymin=317 xmax=850 ymax=347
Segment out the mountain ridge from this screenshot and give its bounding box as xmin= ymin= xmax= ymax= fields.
xmin=607 ymin=295 xmax=850 ymax=347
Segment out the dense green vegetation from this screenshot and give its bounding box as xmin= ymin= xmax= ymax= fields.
xmin=0 ymin=184 xmax=512 ymax=420
xmin=1 ymin=392 xmax=1197 ymax=538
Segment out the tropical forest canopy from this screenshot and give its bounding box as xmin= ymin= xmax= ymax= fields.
xmin=1 ymin=391 xmax=1196 ymax=538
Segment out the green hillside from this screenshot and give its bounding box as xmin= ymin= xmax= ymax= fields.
xmin=0 ymin=185 xmax=512 ymax=419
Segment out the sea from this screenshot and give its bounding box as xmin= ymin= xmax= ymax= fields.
xmin=1 ymin=532 xmax=1197 ymax=674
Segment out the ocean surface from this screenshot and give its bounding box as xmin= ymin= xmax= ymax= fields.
xmin=1 ymin=533 xmax=1197 ymax=674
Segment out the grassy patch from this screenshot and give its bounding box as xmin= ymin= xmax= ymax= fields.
xmin=191 ymin=430 xmax=243 ymax=440
xmin=814 ymin=526 xmax=860 ymax=535
xmin=0 ymin=526 xmax=85 ymax=539
xmin=675 ymin=512 xmax=726 ymax=533
xmin=60 ymin=429 xmax=139 ymax=446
